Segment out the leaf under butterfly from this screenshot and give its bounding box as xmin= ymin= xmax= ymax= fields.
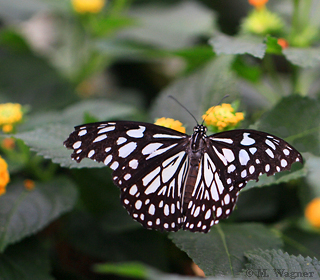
xmin=169 ymin=223 xmax=283 ymax=277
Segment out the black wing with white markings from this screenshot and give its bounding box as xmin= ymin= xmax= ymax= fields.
xmin=64 ymin=121 xmax=190 ymax=231
xmin=182 ymin=129 xmax=303 ymax=232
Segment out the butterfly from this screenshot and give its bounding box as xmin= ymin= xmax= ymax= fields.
xmin=64 ymin=120 xmax=303 ymax=233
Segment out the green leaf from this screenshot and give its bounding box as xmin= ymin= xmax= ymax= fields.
xmin=265 ymin=36 xmax=282 ymax=55
xmin=169 ymin=223 xmax=282 ymax=277
xmin=0 ymin=237 xmax=54 ymax=280
xmin=14 ymin=99 xmax=136 ymax=168
xmin=283 ymin=47 xmax=320 ymax=68
xmin=0 ymin=177 xmax=77 ymax=251
xmin=209 ymin=34 xmax=266 ymax=59
xmin=253 ymin=95 xmax=320 ymax=156
xmin=239 ymin=249 xmax=320 ymax=279
xmin=305 ymin=155 xmax=320 ymax=197
xmin=19 ymin=99 xmax=136 ymax=131
xmin=15 ymin=124 xmax=104 ymax=168
xmin=94 ymin=262 xmax=148 ymax=279
xmin=118 ymin=2 xmax=214 ymax=49
xmin=150 ymin=56 xmax=239 ymax=133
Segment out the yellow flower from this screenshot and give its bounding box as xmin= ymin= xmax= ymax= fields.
xmin=241 ymin=8 xmax=284 ymax=36
xmin=305 ymin=198 xmax=320 ymax=228
xmin=0 ymin=156 xmax=10 ymax=196
xmin=203 ymin=104 xmax=244 ymax=132
xmin=71 ymin=0 xmax=105 ymax=14
xmin=154 ymin=118 xmax=186 ymax=134
xmin=24 ymin=179 xmax=35 ymax=191
xmin=0 ymin=103 xmax=23 ymax=133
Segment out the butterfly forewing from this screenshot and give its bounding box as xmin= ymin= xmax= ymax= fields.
xmin=64 ymin=121 xmax=303 ymax=233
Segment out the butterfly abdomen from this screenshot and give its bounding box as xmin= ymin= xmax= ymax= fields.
xmin=183 ymin=132 xmax=206 ymax=212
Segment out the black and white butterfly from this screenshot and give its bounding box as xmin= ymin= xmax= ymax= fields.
xmin=64 ymin=120 xmax=303 ymax=233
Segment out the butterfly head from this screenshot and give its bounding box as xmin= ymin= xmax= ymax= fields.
xmin=193 ymin=124 xmax=207 ymax=136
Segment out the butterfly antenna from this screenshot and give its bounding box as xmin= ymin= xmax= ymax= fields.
xmin=201 ymin=95 xmax=230 ymax=125
xmin=168 ymin=95 xmax=199 ymax=125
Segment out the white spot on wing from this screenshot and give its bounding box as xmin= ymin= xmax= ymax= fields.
xmin=249 ymin=147 xmax=257 ymax=154
xmin=216 ymin=207 xmax=222 ymax=217
xmin=148 ymin=204 xmax=155 ymax=215
xmin=239 ymin=149 xmax=250 ymax=165
xmin=283 ymin=148 xmax=290 ymax=155
xmin=129 ymin=185 xmax=138 ymax=195
xmin=93 ymin=134 xmax=107 ymax=143
xmin=265 ymin=164 xmax=270 ymax=172
xmin=281 ymin=159 xmax=287 ymax=167
xmin=222 ymin=148 xmax=235 ymax=162
xmin=78 ymin=129 xmax=87 ymax=136
xmin=98 ymin=126 xmax=115 ymax=134
xmin=126 ymin=126 xmax=146 ymax=138
xmin=104 ymin=155 xmax=112 ymax=165
xmin=266 ymin=139 xmax=276 ymax=150
xmin=117 ymin=137 xmax=127 ymax=145
xmin=265 ymin=148 xmax=274 ymax=158
xmin=135 ymin=200 xmax=142 ymax=210
xmin=73 ymin=141 xmax=81 ymax=149
xmin=153 ymin=134 xmax=184 ymax=139
xmin=142 ymin=143 xmax=163 ymax=155
xmin=211 ymin=138 xmax=233 ymax=144
xmin=110 ymin=161 xmax=119 ymax=170
xmin=118 ymin=142 xmax=137 ymax=158
xmin=227 ymin=164 xmax=236 ymax=173
xmin=240 ymin=133 xmax=255 ymax=146
xmin=88 ymin=150 xmax=95 ymax=158
xmin=146 ymin=143 xmax=178 ymax=160
xmin=129 ymin=159 xmax=139 ymax=169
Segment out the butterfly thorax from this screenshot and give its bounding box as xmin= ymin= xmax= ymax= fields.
xmin=190 ymin=124 xmax=207 ymax=151
xmin=182 ymin=124 xmax=208 ymax=213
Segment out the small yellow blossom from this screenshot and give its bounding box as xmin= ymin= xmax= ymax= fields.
xmin=71 ymin=0 xmax=105 ymax=14
xmin=241 ymin=8 xmax=284 ymax=36
xmin=305 ymin=198 xmax=320 ymax=228
xmin=248 ymin=0 xmax=268 ymax=9
xmin=0 ymin=156 xmax=10 ymax=196
xmin=1 ymin=138 xmax=15 ymax=150
xmin=24 ymin=179 xmax=35 ymax=191
xmin=203 ymin=104 xmax=244 ymax=132
xmin=0 ymin=103 xmax=23 ymax=133
xmin=154 ymin=118 xmax=186 ymax=134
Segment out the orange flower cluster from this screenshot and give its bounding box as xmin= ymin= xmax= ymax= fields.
xmin=203 ymin=104 xmax=244 ymax=132
xmin=154 ymin=118 xmax=186 ymax=134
